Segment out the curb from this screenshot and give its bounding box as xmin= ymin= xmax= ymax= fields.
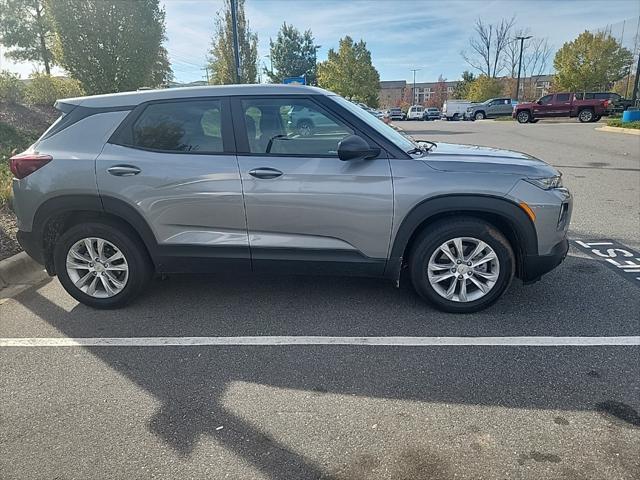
xmin=0 ymin=251 xmax=49 ymax=299
xmin=595 ymin=126 xmax=640 ymax=136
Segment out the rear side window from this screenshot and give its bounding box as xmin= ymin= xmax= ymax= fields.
xmin=131 ymin=100 xmax=223 ymax=153
xmin=556 ymin=93 xmax=570 ymax=101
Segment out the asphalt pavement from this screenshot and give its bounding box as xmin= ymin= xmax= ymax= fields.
xmin=1 ymin=119 xmax=638 ymax=480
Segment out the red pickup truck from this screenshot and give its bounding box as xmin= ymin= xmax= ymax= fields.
xmin=513 ymin=92 xmax=609 ymax=123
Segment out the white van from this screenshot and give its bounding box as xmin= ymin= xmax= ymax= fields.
xmin=442 ymin=100 xmax=473 ymax=120
xmin=406 ymin=105 xmax=424 ymax=120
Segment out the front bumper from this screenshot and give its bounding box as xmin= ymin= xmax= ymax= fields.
xmin=16 ymin=230 xmax=45 ymax=265
xmin=521 ymin=238 xmax=569 ymax=284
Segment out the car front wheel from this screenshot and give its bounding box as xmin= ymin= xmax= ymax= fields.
xmin=474 ymin=111 xmax=485 ymax=120
xmin=516 ymin=111 xmax=531 ymax=123
xmin=409 ymin=218 xmax=515 ymax=313
xmin=54 ymin=221 xmax=152 ymax=309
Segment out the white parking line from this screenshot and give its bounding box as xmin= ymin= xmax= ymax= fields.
xmin=0 ymin=336 xmax=638 ymax=347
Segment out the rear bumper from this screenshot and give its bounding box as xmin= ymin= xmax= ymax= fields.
xmin=521 ymin=238 xmax=569 ymax=284
xmin=16 ymin=230 xmax=45 ymax=265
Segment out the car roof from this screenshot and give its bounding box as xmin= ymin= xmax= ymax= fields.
xmin=58 ymin=84 xmax=335 ymax=109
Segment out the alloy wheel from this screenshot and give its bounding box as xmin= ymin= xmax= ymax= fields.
xmin=427 ymin=237 xmax=500 ymax=302
xmin=65 ymin=237 xmax=129 ymax=298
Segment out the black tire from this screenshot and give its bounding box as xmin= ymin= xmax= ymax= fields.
xmin=516 ymin=110 xmax=531 ymax=123
xmin=54 ymin=221 xmax=152 ymax=309
xmin=296 ymin=119 xmax=314 ymax=136
xmin=452 ymin=113 xmax=459 ymax=121
xmin=578 ymin=108 xmax=594 ymax=123
xmin=409 ymin=218 xmax=515 ymax=313
xmin=474 ymin=111 xmax=485 ymax=120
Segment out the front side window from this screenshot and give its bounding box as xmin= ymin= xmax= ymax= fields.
xmin=539 ymin=95 xmax=553 ymax=104
xmin=131 ymin=100 xmax=223 ymax=153
xmin=241 ymin=98 xmax=352 ymax=156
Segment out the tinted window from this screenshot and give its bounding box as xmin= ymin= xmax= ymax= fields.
xmin=241 ymin=98 xmax=352 ymax=156
xmin=539 ymin=95 xmax=553 ymax=103
xmin=132 ymin=100 xmax=223 ymax=152
xmin=556 ymin=93 xmax=570 ymax=101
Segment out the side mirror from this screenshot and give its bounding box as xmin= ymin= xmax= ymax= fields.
xmin=337 ymin=135 xmax=380 ymax=161
xmin=537 ymin=100 xmax=542 ymax=105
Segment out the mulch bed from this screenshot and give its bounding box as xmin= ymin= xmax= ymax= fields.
xmin=0 ymin=205 xmax=20 ymax=261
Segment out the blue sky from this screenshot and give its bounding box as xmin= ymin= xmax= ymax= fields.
xmin=1 ymin=0 xmax=639 ymax=83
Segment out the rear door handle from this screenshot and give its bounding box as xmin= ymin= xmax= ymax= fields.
xmin=248 ymin=167 xmax=283 ymax=179
xmin=107 ymin=165 xmax=141 ymax=177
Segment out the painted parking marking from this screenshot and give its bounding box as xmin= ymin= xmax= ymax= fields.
xmin=573 ymin=240 xmax=640 ymax=285
xmin=0 ymin=336 xmax=638 ymax=347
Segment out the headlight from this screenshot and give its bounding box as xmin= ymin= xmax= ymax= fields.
xmin=525 ymin=175 xmax=563 ymax=190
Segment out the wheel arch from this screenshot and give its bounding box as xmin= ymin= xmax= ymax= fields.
xmin=386 ymin=195 xmax=538 ymax=280
xmin=32 ymin=195 xmax=157 ymax=274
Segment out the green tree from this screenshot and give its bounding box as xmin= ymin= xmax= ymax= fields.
xmin=208 ymin=0 xmax=258 ymax=84
xmin=0 ymin=0 xmax=54 ymax=74
xmin=317 ymin=36 xmax=380 ymax=107
xmin=466 ymin=75 xmax=502 ymax=102
xmin=553 ymin=31 xmax=632 ymax=92
xmin=452 ymin=70 xmax=475 ymax=99
xmin=266 ymin=22 xmax=319 ymax=84
xmin=49 ymin=0 xmax=171 ymax=94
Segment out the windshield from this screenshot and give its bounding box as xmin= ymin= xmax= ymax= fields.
xmin=332 ymin=95 xmax=418 ymax=153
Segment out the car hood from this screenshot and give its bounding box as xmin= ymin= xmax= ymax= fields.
xmin=422 ymin=142 xmax=558 ymax=177
xmin=515 ymin=101 xmax=536 ymax=108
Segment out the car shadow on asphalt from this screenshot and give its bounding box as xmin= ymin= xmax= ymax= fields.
xmin=10 ymin=252 xmax=640 ymax=479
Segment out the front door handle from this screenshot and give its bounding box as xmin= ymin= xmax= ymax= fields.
xmin=248 ymin=167 xmax=283 ymax=179
xmin=107 ymin=165 xmax=141 ymax=177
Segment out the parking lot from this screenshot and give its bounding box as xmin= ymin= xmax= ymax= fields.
xmin=1 ymin=119 xmax=639 ymax=479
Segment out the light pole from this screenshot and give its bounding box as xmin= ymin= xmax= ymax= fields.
xmin=264 ymin=55 xmax=273 ymax=82
xmin=515 ymin=35 xmax=532 ymax=101
xmin=230 ymin=0 xmax=241 ymax=83
xmin=410 ymin=68 xmax=421 ymax=105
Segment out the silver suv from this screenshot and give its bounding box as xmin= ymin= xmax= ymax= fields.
xmin=10 ymin=85 xmax=572 ymax=313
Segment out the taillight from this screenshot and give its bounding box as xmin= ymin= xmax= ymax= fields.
xmin=9 ymin=153 xmax=52 ymax=179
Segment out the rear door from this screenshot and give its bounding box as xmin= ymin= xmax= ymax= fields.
xmin=98 ymin=97 xmax=250 ymax=272
xmin=233 ymin=95 xmax=393 ymax=275
xmin=553 ymin=93 xmax=572 ymax=116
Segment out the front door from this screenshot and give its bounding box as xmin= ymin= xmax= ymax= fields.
xmin=97 ymin=97 xmax=250 ymax=272
xmin=233 ymin=96 xmax=393 ymax=275
xmin=531 ymin=94 xmax=555 ymax=117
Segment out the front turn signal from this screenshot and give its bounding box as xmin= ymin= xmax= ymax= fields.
xmin=519 ymin=202 xmax=536 ymax=222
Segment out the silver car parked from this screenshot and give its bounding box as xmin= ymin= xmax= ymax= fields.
xmin=11 ymin=84 xmax=572 ymax=312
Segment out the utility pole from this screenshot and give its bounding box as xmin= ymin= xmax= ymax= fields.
xmin=410 ymin=68 xmax=420 ymax=105
xmin=515 ymin=35 xmax=532 ymax=101
xmin=230 ymin=0 xmax=242 ymax=84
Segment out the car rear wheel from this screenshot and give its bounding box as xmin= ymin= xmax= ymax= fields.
xmin=54 ymin=221 xmax=152 ymax=309
xmin=516 ymin=111 xmax=531 ymax=123
xmin=578 ymin=109 xmax=594 ymax=123
xmin=409 ymin=218 xmax=515 ymax=313
xmin=474 ymin=111 xmax=485 ymax=120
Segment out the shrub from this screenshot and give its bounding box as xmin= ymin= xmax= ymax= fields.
xmin=0 ymin=70 xmax=24 ymax=104
xmin=606 ymin=118 xmax=640 ymax=129
xmin=23 ymin=73 xmax=84 ymax=106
